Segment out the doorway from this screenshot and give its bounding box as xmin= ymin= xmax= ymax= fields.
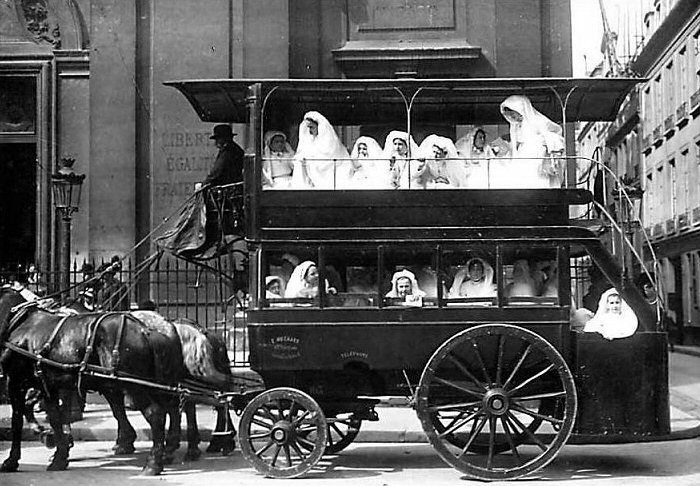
xmin=0 ymin=143 xmax=37 ymax=270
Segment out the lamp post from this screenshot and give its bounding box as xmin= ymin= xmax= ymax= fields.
xmin=51 ymin=157 xmax=85 ymax=296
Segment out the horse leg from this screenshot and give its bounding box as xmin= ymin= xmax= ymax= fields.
xmin=163 ymin=401 xmax=182 ymax=465
xmin=140 ymin=400 xmax=167 ymax=476
xmin=206 ymin=405 xmax=236 ymax=455
xmin=0 ymin=375 xmax=26 ymax=472
xmin=103 ymin=390 xmax=136 ymax=454
xmin=182 ymin=401 xmax=201 ymax=461
xmin=43 ymin=392 xmax=71 ymax=471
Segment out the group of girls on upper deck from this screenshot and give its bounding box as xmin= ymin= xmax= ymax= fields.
xmin=262 ymin=94 xmax=565 ymax=191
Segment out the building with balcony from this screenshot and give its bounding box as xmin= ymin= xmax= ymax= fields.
xmin=630 ymin=0 xmax=700 ymax=341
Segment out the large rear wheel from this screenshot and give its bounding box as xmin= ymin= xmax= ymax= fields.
xmin=239 ymin=388 xmax=327 ymax=478
xmin=416 ymin=324 xmax=577 ymax=481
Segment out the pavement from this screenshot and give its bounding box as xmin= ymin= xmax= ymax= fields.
xmin=2 ymin=345 xmax=700 ymax=444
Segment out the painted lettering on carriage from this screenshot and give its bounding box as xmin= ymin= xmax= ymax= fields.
xmin=261 ymin=335 xmax=301 ymax=360
xmin=340 ymin=351 xmax=369 ymax=360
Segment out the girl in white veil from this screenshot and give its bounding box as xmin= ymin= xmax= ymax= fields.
xmin=583 ymin=288 xmax=638 ymax=339
xmin=383 ymin=131 xmax=420 ymax=189
xmin=284 ymin=260 xmax=336 ymax=299
xmin=456 ymin=127 xmax=495 ymax=189
xmin=497 ymin=95 xmax=565 ymax=189
xmin=292 ymin=111 xmax=351 ymax=189
xmin=385 ymin=269 xmax=426 ymax=298
xmin=262 ymin=131 xmax=295 ymax=189
xmin=505 ymin=259 xmax=538 ymax=298
xmin=417 ymin=135 xmax=468 ymax=189
xmin=348 ymin=136 xmax=391 ymax=189
xmin=449 ymin=257 xmax=496 ymax=299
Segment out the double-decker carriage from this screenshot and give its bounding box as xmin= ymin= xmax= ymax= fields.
xmin=167 ymin=77 xmax=668 ymax=480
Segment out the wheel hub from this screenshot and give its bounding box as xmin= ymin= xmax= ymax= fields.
xmin=271 ymin=421 xmax=293 ymax=445
xmin=483 ymin=389 xmax=509 ymax=416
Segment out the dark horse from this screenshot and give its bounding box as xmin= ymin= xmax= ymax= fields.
xmin=0 ymin=288 xmax=186 ymax=475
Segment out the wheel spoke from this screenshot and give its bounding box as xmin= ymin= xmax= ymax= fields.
xmin=487 ymin=415 xmax=496 ymax=470
xmin=427 ymin=401 xmax=481 ymax=412
xmin=330 ymin=422 xmax=345 ymax=438
xmin=297 ymin=435 xmax=317 ymax=449
xmin=512 ymin=391 xmax=566 ymax=401
xmin=291 ymin=409 xmax=311 ymax=426
xmin=432 ymin=376 xmax=485 ymax=399
xmin=466 ymin=338 xmax=492 ymax=384
xmin=248 ymin=431 xmax=271 ymax=440
xmin=495 ymin=334 xmax=505 ymax=386
xmin=507 ymin=364 xmax=555 ymax=394
xmin=510 ymin=403 xmax=564 ymax=425
xmin=288 ymin=400 xmax=299 ymax=421
xmin=506 ymin=411 xmax=547 ymax=451
xmin=500 ymin=416 xmax=520 ymax=459
xmin=437 ymin=407 xmax=483 ymax=438
xmin=271 ymin=444 xmax=281 ymax=466
xmin=503 ymin=344 xmax=531 ymax=390
xmin=275 ymin=399 xmax=285 ymax=420
xmin=296 ymin=425 xmax=318 ymax=434
xmin=251 ymin=417 xmax=273 ymax=429
xmin=447 ymin=353 xmax=487 ymax=391
xmin=290 ymin=441 xmax=308 ymax=461
xmin=456 ymin=415 xmax=488 ymax=458
xmin=258 ymin=406 xmax=277 ymax=423
xmin=255 ymin=439 xmax=275 ymax=457
xmin=283 ymin=444 xmax=292 ymax=467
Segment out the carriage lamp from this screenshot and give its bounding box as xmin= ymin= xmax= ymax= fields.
xmin=52 ymin=157 xmax=86 ymax=296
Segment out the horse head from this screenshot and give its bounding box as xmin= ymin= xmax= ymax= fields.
xmin=0 ymin=287 xmax=28 ymax=345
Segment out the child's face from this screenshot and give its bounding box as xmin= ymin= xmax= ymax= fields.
xmin=396 ymin=277 xmax=412 ymax=297
xmin=606 ymin=294 xmax=622 ymax=314
xmin=267 ymin=281 xmax=281 ymax=295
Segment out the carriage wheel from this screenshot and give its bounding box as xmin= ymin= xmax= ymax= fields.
xmin=239 ymin=388 xmax=327 ymax=478
xmin=299 ymin=415 xmax=362 ymax=455
xmin=416 ymin=324 xmax=576 ymax=481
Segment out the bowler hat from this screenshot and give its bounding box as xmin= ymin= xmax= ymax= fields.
xmin=210 ymin=124 xmax=236 ymax=140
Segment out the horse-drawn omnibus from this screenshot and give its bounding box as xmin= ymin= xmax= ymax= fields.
xmin=165 ymin=77 xmax=667 ymax=481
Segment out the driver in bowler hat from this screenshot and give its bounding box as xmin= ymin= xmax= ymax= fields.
xmin=198 ymin=124 xmax=245 ymax=189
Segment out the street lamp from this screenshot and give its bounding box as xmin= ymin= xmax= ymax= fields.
xmin=52 ymin=157 xmax=85 ymax=296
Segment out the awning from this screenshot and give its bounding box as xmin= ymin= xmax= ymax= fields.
xmin=165 ymin=77 xmax=644 ymax=125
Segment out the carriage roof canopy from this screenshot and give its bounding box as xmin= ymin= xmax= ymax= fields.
xmin=165 ymin=77 xmax=643 ymax=125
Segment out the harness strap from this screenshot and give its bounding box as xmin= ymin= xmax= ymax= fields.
xmin=37 ymin=315 xmax=71 ymax=358
xmin=77 ymin=312 xmax=116 ymax=395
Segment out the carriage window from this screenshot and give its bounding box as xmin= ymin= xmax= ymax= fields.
xmin=501 ymin=248 xmax=559 ymax=306
xmin=382 ymin=248 xmax=438 ymax=307
xmin=262 ymin=248 xmax=320 ymax=308
xmin=323 ymin=247 xmax=378 ymax=308
xmin=442 ymin=248 xmax=496 ymax=306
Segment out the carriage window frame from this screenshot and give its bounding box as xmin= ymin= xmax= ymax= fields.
xmin=259 ymin=243 xmax=567 ymax=310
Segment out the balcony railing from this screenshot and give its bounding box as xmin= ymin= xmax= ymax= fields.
xmin=663 ymin=114 xmax=675 ymax=138
xmin=693 ymin=206 xmax=700 ymax=226
xmin=691 ymin=88 xmax=700 ymax=116
xmin=678 ymin=212 xmax=689 ymax=230
xmin=652 ymin=223 xmax=663 ymax=237
xmin=676 ymin=101 xmax=689 ymax=128
xmin=653 ymin=125 xmax=663 ymax=147
xmin=642 ymin=135 xmax=653 ymax=155
xmin=665 ymin=218 xmax=676 ymax=234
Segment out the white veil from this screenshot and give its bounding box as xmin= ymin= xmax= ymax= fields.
xmin=583 ymin=288 xmax=638 ymax=339
xmin=348 ymin=136 xmax=391 ymax=189
xmin=418 ymin=134 xmax=467 ymax=188
xmin=292 ymin=111 xmax=351 ymax=189
xmin=383 ymin=130 xmax=420 ymax=189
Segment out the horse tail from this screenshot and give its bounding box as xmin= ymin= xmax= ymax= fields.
xmin=173 ymin=322 xmax=230 ymax=386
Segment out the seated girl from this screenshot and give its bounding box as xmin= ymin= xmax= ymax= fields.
xmin=284 ymin=260 xmax=337 ymax=300
xmin=348 ymin=136 xmax=392 ymax=189
xmin=385 ymin=269 xmax=426 ymax=305
xmin=583 ymin=288 xmax=638 ymax=340
xmin=262 ymin=131 xmax=295 ymax=189
xmin=448 ymin=257 xmax=496 ymax=300
xmin=382 ymin=131 xmax=420 ymax=189
xmin=416 ymin=135 xmax=468 ymax=189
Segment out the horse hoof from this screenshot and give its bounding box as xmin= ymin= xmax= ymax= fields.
xmin=140 ymin=465 xmax=163 ymax=476
xmin=113 ymin=444 xmax=135 ymax=455
xmin=183 ymin=448 xmax=202 ymax=462
xmin=46 ymin=459 xmax=69 ymax=471
xmin=0 ymin=459 xmax=19 ymax=473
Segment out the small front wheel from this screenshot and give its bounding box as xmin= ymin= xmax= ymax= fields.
xmin=239 ymin=387 xmax=327 ymax=478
